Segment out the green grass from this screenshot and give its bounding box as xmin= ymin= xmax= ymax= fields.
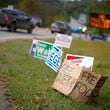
xmin=0 ymin=39 xmax=110 ymax=110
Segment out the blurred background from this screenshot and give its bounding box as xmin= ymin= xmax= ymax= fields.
xmin=0 ymin=0 xmax=110 ymax=35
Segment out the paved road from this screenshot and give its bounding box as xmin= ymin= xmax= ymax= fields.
xmin=0 ymin=27 xmax=110 ymax=42
xmin=0 ymin=27 xmax=93 ymax=42
xmin=0 ymin=27 xmax=56 ymax=42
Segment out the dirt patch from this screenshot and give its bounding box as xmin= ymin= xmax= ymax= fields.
xmin=0 ymin=76 xmax=13 ymax=110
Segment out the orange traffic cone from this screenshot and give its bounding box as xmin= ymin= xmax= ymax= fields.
xmin=33 ymin=26 xmax=39 ymax=33
xmin=45 ymin=27 xmax=50 ymax=32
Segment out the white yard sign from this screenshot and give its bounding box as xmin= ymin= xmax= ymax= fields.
xmin=78 ymin=14 xmax=87 ymax=24
xmin=66 ymin=54 xmax=94 ymax=70
xmin=55 ymin=33 xmax=72 ymax=48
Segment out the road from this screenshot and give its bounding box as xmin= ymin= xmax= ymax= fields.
xmin=0 ymin=27 xmax=89 ymax=42
xmin=0 ymin=27 xmax=56 ymax=42
xmin=0 ymin=27 xmax=110 ymax=42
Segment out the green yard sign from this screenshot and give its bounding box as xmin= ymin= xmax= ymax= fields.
xmin=34 ymin=41 xmax=53 ymax=60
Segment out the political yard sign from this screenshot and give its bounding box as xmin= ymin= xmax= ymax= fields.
xmin=66 ymin=54 xmax=94 ymax=70
xmin=55 ymin=33 xmax=72 ymax=48
xmin=45 ymin=45 xmax=63 ymax=72
xmin=52 ymin=59 xmax=107 ymax=103
xmin=30 ymin=38 xmax=40 ymax=56
xmin=34 ymin=41 xmax=53 ymax=60
xmin=78 ymin=14 xmax=87 ymax=24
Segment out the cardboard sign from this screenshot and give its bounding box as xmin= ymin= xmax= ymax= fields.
xmin=30 ymin=38 xmax=39 ymax=56
xmin=66 ymin=54 xmax=94 ymax=70
xmin=88 ymin=76 xmax=108 ymax=105
xmin=52 ymin=59 xmax=82 ymax=95
xmin=55 ymin=33 xmax=72 ymax=48
xmin=45 ymin=45 xmax=63 ymax=72
xmin=52 ymin=60 xmax=107 ymax=103
xmin=70 ymin=68 xmax=101 ymax=102
xmin=34 ymin=41 xmax=53 ymax=60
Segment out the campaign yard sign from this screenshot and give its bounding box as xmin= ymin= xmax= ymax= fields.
xmin=30 ymin=38 xmax=39 ymax=56
xmin=34 ymin=41 xmax=53 ymax=60
xmin=45 ymin=45 xmax=63 ymax=72
xmin=66 ymin=54 xmax=94 ymax=70
xmin=55 ymin=33 xmax=72 ymax=48
xmin=78 ymin=14 xmax=87 ymax=24
xmin=52 ymin=59 xmax=107 ymax=103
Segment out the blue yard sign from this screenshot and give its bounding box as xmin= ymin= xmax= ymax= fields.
xmin=45 ymin=45 xmax=63 ymax=72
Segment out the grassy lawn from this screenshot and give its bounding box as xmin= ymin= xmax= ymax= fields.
xmin=0 ymin=39 xmax=110 ymax=110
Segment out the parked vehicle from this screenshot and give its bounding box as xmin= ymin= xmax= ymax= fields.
xmin=90 ymin=34 xmax=107 ymax=41
xmin=0 ymin=8 xmax=35 ymax=33
xmin=50 ymin=21 xmax=72 ymax=35
xmin=31 ymin=16 xmax=42 ymax=27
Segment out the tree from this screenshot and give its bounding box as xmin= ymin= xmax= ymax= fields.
xmin=17 ymin=0 xmax=61 ymax=17
xmin=0 ymin=0 xmax=19 ymax=8
xmin=89 ymin=0 xmax=110 ymax=14
xmin=17 ymin=0 xmax=40 ymax=15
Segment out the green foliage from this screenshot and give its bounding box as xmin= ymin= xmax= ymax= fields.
xmin=0 ymin=0 xmax=19 ymax=8
xmin=42 ymin=16 xmax=53 ymax=27
xmin=91 ymin=0 xmax=110 ymax=14
xmin=0 ymin=39 xmax=110 ymax=110
xmin=42 ymin=15 xmax=69 ymax=27
xmin=53 ymin=15 xmax=69 ymax=22
xmin=17 ymin=0 xmax=40 ymax=14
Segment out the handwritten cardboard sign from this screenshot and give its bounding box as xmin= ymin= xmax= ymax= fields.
xmin=52 ymin=59 xmax=107 ymax=103
xmin=55 ymin=33 xmax=72 ymax=48
xmin=70 ymin=68 xmax=101 ymax=102
xmin=45 ymin=45 xmax=63 ymax=72
xmin=66 ymin=54 xmax=94 ymax=70
xmin=52 ymin=59 xmax=82 ymax=95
